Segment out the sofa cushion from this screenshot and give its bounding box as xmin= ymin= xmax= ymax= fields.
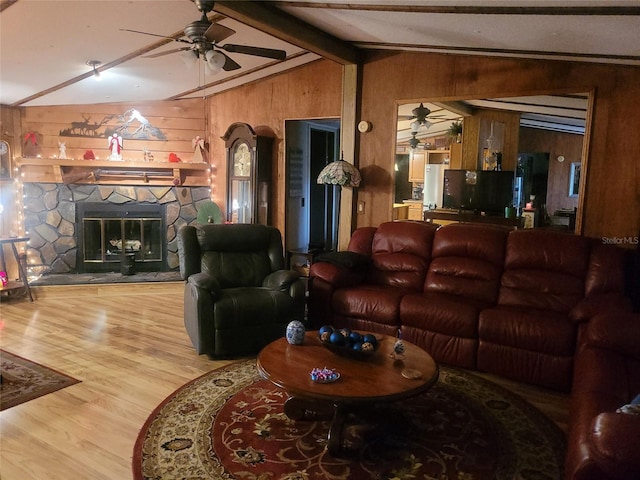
xmin=213 ymin=287 xmax=294 ymax=329
xmin=401 ymin=292 xmax=485 ymax=338
xmin=366 ymin=221 xmax=437 ymax=290
xmin=479 ymin=306 xmax=576 ymax=356
xmin=332 ymin=284 xmax=408 ymax=327
xmin=585 ymin=240 xmax=628 ymax=296
xmin=498 ymin=230 xmax=590 ymax=313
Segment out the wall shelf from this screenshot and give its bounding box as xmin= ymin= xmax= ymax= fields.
xmin=16 ymin=158 xmax=211 ymax=187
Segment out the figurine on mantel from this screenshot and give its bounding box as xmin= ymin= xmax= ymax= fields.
xmin=143 ymin=148 xmax=154 ymax=162
xmin=58 ymin=141 xmax=67 ymax=159
xmin=108 ymin=133 xmax=123 ymax=160
xmin=192 ymin=135 xmax=208 ymax=163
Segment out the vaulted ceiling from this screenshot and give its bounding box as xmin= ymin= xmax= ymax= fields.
xmin=1 ymin=1 xmax=638 ymax=109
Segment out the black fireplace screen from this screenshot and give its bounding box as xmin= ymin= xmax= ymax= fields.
xmin=82 ymin=217 xmax=162 ymax=264
xmin=77 ymin=203 xmax=166 ymax=273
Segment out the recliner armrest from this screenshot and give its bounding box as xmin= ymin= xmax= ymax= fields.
xmin=309 ymin=262 xmax=366 ymax=288
xmin=583 ymin=312 xmax=640 ymax=359
xmin=569 ymin=293 xmax=633 ymax=323
xmin=263 ymin=270 xmax=302 ymax=293
xmin=589 ymin=412 xmax=640 ymax=480
xmin=187 ymin=272 xmax=221 ymax=298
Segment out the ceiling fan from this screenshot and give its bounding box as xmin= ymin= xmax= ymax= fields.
xmin=121 ymin=0 xmax=286 ymax=73
xmin=399 ymin=103 xmax=446 ymax=132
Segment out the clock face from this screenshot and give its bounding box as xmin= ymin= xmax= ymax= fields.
xmin=233 ymin=143 xmax=251 ymax=177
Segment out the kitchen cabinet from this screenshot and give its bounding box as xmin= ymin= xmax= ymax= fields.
xmin=403 ymin=200 xmax=424 ymax=220
xmin=426 ymin=149 xmax=450 ymax=165
xmin=449 ymin=143 xmax=462 ymax=169
xmin=409 ymin=150 xmax=450 ymax=183
xmin=408 ymin=152 xmax=426 ymax=182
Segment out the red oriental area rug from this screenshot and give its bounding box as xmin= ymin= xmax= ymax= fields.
xmin=133 ymin=359 xmax=565 ymax=479
xmin=0 ymin=349 xmax=80 ymax=411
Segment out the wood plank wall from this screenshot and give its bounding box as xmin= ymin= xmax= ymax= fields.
xmin=18 ymin=99 xmax=205 ymax=163
xmin=204 ymin=59 xmax=343 ymax=231
xmin=357 ymin=51 xmax=640 ymax=242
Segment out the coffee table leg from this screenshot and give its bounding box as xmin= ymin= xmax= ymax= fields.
xmin=327 ymin=404 xmax=346 ymax=457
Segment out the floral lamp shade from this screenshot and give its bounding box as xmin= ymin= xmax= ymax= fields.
xmin=316 ymin=158 xmax=361 ymax=187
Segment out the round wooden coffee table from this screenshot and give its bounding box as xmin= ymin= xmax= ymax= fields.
xmin=257 ymin=331 xmax=439 ymax=456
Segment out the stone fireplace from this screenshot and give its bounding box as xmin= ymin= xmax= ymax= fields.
xmin=23 ymin=183 xmax=211 ymax=274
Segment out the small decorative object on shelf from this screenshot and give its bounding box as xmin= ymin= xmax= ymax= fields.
xmin=143 ymin=148 xmax=154 ymax=162
xmin=168 ymin=152 xmax=181 ymax=163
xmin=286 ymin=320 xmax=305 ymax=345
xmin=192 ymin=135 xmax=208 ymax=163
xmin=108 ymin=134 xmax=123 ymax=160
xmin=318 ymin=324 xmax=379 ymax=359
xmin=0 ymin=271 xmax=8 ymax=287
xmin=310 ymin=367 xmax=340 ymax=383
xmin=83 ymin=149 xmax=95 ymax=160
xmin=58 ymin=141 xmax=67 ymax=159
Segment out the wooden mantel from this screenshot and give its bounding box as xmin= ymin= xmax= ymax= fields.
xmin=16 ymin=158 xmax=212 ymax=187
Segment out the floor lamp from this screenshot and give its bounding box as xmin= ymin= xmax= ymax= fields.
xmin=316 ymin=154 xmax=361 ymax=251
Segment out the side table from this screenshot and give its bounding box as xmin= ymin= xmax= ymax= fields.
xmin=0 ymin=236 xmax=33 ymax=301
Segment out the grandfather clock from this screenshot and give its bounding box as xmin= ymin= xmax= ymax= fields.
xmin=223 ymin=122 xmax=273 ymax=225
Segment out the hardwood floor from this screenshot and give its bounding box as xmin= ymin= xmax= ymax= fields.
xmin=0 ymin=283 xmax=570 ymax=480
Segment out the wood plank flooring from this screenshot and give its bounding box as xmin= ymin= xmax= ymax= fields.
xmin=0 ymin=283 xmax=569 ymax=480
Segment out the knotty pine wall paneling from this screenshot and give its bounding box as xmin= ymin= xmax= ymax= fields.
xmin=356 ymin=51 xmax=640 ymax=242
xmin=19 ymin=99 xmax=206 ymax=163
xmin=205 ymin=59 xmax=343 ymax=234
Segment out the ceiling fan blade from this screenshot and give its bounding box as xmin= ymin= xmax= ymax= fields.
xmin=120 ymin=28 xmax=191 ymax=44
xmin=143 ymin=47 xmax=192 ymax=58
xmin=219 ymin=52 xmax=241 ymax=71
xmin=204 ymin=23 xmax=236 ymax=43
xmin=221 ymin=44 xmax=286 ymax=61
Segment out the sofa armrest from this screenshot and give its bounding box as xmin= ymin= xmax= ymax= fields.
xmin=589 ymin=412 xmax=640 ymax=480
xmin=187 ymin=272 xmax=221 ymax=299
xmin=263 ymin=270 xmax=302 ymax=293
xmin=309 ymin=261 xmax=366 ymax=288
xmin=570 ymin=293 xmax=633 ymax=323
xmin=583 ymin=312 xmax=640 ymax=359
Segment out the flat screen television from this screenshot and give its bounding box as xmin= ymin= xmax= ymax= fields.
xmin=443 ymin=170 xmax=515 ymax=215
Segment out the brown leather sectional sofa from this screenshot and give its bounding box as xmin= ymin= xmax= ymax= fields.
xmin=308 ymin=221 xmax=639 ymax=479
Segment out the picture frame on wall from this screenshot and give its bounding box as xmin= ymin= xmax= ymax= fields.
xmin=569 ymin=162 xmax=581 ymax=197
xmin=0 ymin=139 xmax=12 ymax=180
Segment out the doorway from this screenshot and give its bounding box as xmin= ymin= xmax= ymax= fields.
xmin=285 ymin=119 xmax=340 ymax=256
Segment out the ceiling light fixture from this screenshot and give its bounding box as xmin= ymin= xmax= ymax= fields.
xmin=205 ymin=50 xmax=226 ymax=74
xmin=86 ymin=60 xmax=102 ymax=80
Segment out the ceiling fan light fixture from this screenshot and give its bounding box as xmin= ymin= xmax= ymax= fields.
xmin=179 ymin=50 xmax=199 ymax=69
xmin=205 ymin=49 xmax=225 ymax=73
xmin=86 ymin=60 xmax=101 ymax=80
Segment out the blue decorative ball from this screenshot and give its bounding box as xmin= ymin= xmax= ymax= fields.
xmin=349 ymin=332 xmax=363 ymax=344
xmin=319 ymin=325 xmax=334 ymax=336
xmin=329 ymin=331 xmax=346 ymax=346
xmin=362 ymin=334 xmax=378 ymax=347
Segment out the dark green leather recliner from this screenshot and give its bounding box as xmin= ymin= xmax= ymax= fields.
xmin=178 ymin=223 xmax=305 ymax=357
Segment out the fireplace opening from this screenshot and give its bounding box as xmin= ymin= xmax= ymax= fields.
xmin=77 ymin=203 xmax=166 ymax=273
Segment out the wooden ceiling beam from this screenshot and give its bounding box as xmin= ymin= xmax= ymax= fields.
xmin=214 ymin=1 xmax=360 ymax=65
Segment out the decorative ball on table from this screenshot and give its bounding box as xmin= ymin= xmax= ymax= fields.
xmin=317 ymin=324 xmax=380 ymax=359
xmin=286 ymin=320 xmax=306 ymax=345
xmin=391 ymin=339 xmax=406 ymax=360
